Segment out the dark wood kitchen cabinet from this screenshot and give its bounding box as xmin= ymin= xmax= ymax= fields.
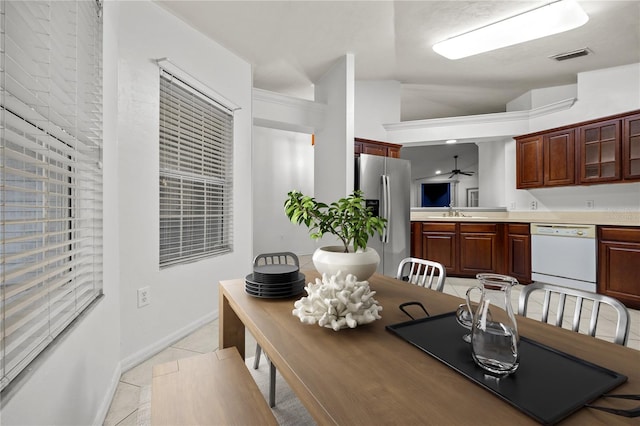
xmin=515 ymin=135 xmax=544 ymax=188
xmin=544 ymin=129 xmax=576 ymax=186
xmin=506 ymin=223 xmax=532 ymax=284
xmin=516 ymin=129 xmax=575 ymax=189
xmin=515 ymin=109 xmax=640 ymax=189
xmin=355 ymin=138 xmax=402 ymax=158
xmin=623 ymin=113 xmax=640 ymax=180
xmin=421 ymin=222 xmax=457 ymax=272
xmin=414 ymin=221 xmax=531 ymax=282
xmin=598 ymin=226 xmax=640 ymax=310
xmin=459 ymin=223 xmax=502 ymax=275
xmin=578 ymin=118 xmax=621 ymax=184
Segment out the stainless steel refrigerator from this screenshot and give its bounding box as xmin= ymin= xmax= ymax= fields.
xmin=355 ymin=154 xmax=411 ymax=277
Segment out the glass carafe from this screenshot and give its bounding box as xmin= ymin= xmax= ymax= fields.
xmin=465 ymin=274 xmax=520 ymax=376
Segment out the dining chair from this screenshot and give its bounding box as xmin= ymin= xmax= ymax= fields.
xmin=518 ymin=282 xmax=630 ymax=346
xmin=252 ymin=251 xmax=299 ymax=407
xmin=396 ymin=257 xmax=446 ymax=292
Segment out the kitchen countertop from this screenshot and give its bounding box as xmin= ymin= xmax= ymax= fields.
xmin=411 ymin=210 xmax=640 ymax=227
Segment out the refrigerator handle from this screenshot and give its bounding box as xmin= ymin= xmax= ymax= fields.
xmin=382 ymin=174 xmax=390 ymax=243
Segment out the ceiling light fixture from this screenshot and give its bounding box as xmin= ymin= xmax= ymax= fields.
xmin=432 ymin=0 xmax=589 ymax=60
xmin=446 ymin=139 xmax=457 ymax=144
xmin=435 ymin=170 xmax=442 ymax=175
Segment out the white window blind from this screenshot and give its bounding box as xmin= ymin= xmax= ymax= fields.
xmin=0 ymin=0 xmax=103 ymax=391
xmin=159 ymin=71 xmax=233 ymax=267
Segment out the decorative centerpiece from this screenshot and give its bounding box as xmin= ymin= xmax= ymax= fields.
xmin=284 ymin=190 xmax=386 ymax=280
xmin=292 ymin=271 xmax=382 ymax=331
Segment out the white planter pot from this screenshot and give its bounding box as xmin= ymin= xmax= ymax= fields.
xmin=312 ymin=246 xmax=380 ymax=281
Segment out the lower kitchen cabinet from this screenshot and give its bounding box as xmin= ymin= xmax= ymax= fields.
xmin=415 ymin=221 xmax=529 ymax=281
xmin=459 ymin=223 xmax=502 ymax=275
xmin=598 ymin=226 xmax=640 ymax=310
xmin=506 ymin=224 xmax=532 ymax=284
xmin=421 ymin=223 xmax=457 ymax=272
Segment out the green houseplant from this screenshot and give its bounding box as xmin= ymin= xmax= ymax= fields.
xmin=284 ymin=190 xmax=387 ymax=253
xmin=284 ymin=190 xmax=387 ymax=280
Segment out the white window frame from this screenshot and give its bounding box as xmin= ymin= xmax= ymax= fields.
xmin=158 ymin=67 xmax=235 ymax=267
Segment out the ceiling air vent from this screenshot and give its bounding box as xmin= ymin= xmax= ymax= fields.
xmin=550 ymin=48 xmax=591 ymax=61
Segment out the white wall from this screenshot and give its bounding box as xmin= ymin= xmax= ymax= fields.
xmin=252 ymin=127 xmax=316 ymax=256
xmin=354 ymin=80 xmax=401 ymax=140
xmin=477 ymin=140 xmax=507 ymax=208
xmin=2 ymin=3 xmax=122 ymax=424
xmin=116 ymin=1 xmax=252 ymax=366
xmin=314 ymin=55 xmax=355 ymax=203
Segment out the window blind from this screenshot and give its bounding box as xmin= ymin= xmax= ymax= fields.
xmin=159 ymin=71 xmax=233 ymax=267
xmin=0 ymin=0 xmax=103 ymax=391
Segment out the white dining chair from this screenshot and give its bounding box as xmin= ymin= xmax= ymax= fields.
xmin=396 ymin=257 xmax=446 ymax=292
xmin=518 ymin=282 xmax=630 ymax=346
xmin=252 ymin=251 xmax=299 ymax=407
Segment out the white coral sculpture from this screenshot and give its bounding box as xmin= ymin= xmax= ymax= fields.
xmin=292 ymin=271 xmax=383 ymax=331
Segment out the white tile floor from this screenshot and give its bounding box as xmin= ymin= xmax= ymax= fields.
xmin=103 ymin=255 xmax=640 ymax=425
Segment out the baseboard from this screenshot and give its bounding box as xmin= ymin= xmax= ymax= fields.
xmin=93 ymin=361 xmax=122 ymax=426
xmin=120 ymin=310 xmax=218 ymax=373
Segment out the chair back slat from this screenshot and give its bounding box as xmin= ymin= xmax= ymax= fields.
xmin=518 ymin=282 xmax=630 ymax=346
xmin=396 ymin=257 xmax=446 ymax=292
xmin=254 ymin=252 xmax=299 ymax=267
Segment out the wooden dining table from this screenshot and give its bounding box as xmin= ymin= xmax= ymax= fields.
xmin=219 ymin=271 xmax=640 ymax=425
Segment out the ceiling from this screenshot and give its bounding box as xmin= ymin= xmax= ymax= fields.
xmin=155 ymin=1 xmax=640 ymax=122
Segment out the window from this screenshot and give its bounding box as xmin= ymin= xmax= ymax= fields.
xmin=0 ymin=0 xmax=103 ymax=391
xmin=158 ymin=69 xmax=234 ymax=267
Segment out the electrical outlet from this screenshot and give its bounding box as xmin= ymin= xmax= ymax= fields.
xmin=530 ymin=200 xmax=537 ymax=210
xmin=586 ymin=200 xmax=595 ymax=209
xmin=137 ymin=286 xmax=150 ymax=308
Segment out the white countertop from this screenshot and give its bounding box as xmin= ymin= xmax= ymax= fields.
xmin=410 ymin=210 xmax=640 ymax=227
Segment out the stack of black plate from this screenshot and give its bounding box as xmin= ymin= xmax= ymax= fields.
xmin=245 ymin=263 xmax=305 ymax=298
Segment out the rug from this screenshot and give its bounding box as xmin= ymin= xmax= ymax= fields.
xmin=136 ymin=356 xmax=315 ymax=426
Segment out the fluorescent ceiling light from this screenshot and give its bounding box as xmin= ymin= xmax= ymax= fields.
xmin=432 ymin=0 xmax=589 ymax=60
xmin=446 ymin=139 xmax=457 ymax=144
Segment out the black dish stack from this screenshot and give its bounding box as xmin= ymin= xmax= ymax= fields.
xmin=245 ymin=263 xmax=305 ymax=298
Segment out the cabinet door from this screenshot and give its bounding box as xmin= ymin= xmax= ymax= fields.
xmin=410 ymin=222 xmax=422 ymax=259
xmin=544 ymin=129 xmax=575 ymax=186
xmin=387 ymin=146 xmax=401 ymax=158
xmin=623 ymin=113 xmax=640 ymax=180
xmin=516 ymin=135 xmax=544 ymax=188
xmin=579 ymin=119 xmax=621 ymax=183
xmin=506 ymin=224 xmax=531 ymax=284
xmin=459 ymin=224 xmax=498 ymax=275
xmin=422 ymin=223 xmax=457 ymax=273
xmin=361 ymin=143 xmax=387 ymax=157
xmin=598 ymin=227 xmax=640 ymax=310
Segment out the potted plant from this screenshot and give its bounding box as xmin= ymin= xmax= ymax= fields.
xmin=284 ymin=190 xmax=387 ymax=280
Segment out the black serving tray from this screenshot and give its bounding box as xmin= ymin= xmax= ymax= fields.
xmin=386 ymin=312 xmax=627 ymax=425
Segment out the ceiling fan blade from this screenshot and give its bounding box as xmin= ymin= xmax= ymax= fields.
xmin=448 ymin=172 xmax=456 ymax=179
xmin=460 ymin=171 xmax=474 ymax=176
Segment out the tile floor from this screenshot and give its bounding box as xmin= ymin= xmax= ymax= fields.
xmin=103 ymin=255 xmax=640 ymax=425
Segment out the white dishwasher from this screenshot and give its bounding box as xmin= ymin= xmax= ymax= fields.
xmin=530 ymin=223 xmax=597 ymax=292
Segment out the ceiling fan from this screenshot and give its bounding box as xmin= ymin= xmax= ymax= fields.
xmin=446 ymin=155 xmax=475 ymax=179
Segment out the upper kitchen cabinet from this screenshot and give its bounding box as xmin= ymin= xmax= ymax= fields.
xmin=515 ymin=109 xmax=640 ymax=189
xmin=578 ymin=118 xmax=621 ymax=184
xmin=515 ymin=135 xmax=543 ymax=188
xmin=515 ymin=128 xmax=575 ymax=189
xmin=623 ymin=113 xmax=640 ymax=180
xmin=355 ymin=138 xmax=402 ymax=158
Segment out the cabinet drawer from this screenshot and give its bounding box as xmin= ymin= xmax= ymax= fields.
xmin=422 ymin=222 xmax=456 ymax=233
xmin=459 ymin=223 xmax=497 ymax=233
xmin=599 ymin=226 xmax=640 ymax=243
xmin=508 ymin=223 xmax=530 ymax=235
